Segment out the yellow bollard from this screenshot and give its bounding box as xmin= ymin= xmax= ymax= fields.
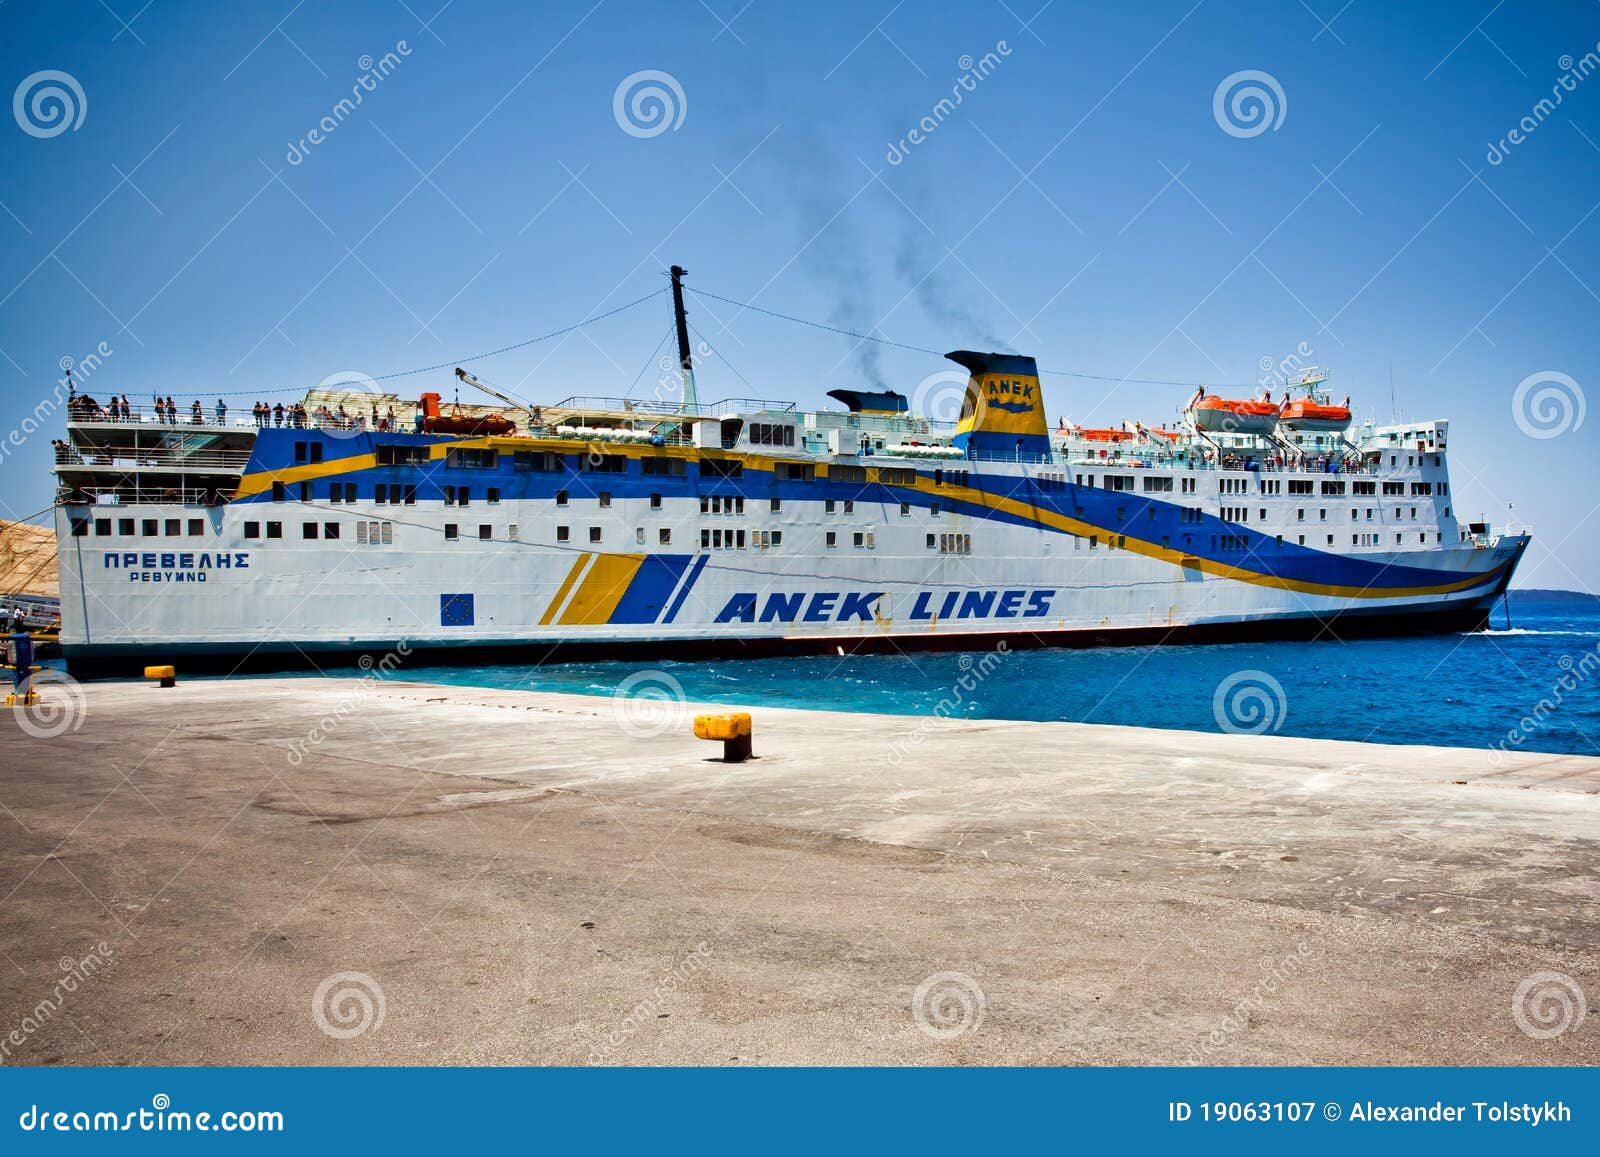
xmin=144 ymin=664 xmax=177 ymax=689
xmin=693 ymin=712 xmax=752 ymax=762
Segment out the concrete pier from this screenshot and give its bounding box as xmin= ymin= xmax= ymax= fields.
xmin=2 ymin=676 xmax=1596 ymax=1065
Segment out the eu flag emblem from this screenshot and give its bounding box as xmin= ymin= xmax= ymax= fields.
xmin=440 ymin=593 xmax=474 ymax=627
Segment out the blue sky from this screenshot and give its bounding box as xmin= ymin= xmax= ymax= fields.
xmin=1 ymin=0 xmax=1597 ymax=588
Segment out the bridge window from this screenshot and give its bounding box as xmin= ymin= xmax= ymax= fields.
xmin=641 ymin=455 xmax=686 ymax=476
xmin=581 ymin=453 xmax=625 ymax=474
xmin=749 ymin=422 xmax=795 ymax=447
xmin=447 ymin=448 xmax=499 ymax=469
xmin=377 ymin=444 xmax=429 ymax=466
xmin=777 ymin=463 xmax=812 ymax=481
xmin=702 ymin=458 xmax=743 ymax=479
xmin=513 ymin=450 xmax=563 ymax=472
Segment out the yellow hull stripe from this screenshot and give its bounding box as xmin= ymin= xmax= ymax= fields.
xmin=235 ymin=453 xmax=379 ymax=498
xmin=560 ymin=553 xmax=647 ymax=626
xmin=540 ymin=553 xmax=591 ymax=625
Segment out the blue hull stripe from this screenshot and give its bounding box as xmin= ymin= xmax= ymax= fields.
xmin=661 ymin=554 xmax=709 ymax=625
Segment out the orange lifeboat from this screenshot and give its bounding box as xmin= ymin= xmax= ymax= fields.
xmin=419 ymin=391 xmax=517 ymax=436
xmin=1279 ymin=398 xmax=1352 ymax=433
xmin=1071 ymin=426 xmax=1133 ymax=443
xmin=1190 ymin=395 xmax=1279 ymax=435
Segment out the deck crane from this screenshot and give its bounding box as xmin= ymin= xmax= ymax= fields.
xmin=454 ymin=366 xmax=529 ymax=413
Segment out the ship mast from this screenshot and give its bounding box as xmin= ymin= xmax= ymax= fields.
xmin=669 ymin=264 xmax=697 ymax=412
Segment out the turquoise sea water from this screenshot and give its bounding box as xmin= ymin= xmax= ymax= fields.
xmin=335 ymin=598 xmax=1600 ymax=758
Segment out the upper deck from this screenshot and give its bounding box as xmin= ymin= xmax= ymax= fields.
xmin=58 ymin=380 xmax=1453 ymax=510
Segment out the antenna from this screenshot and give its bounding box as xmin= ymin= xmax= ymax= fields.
xmin=1388 ymin=361 xmax=1397 ymax=424
xmin=669 ymin=265 xmax=697 ymax=412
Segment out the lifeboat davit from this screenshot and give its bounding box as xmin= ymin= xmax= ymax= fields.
xmin=1279 ymin=399 xmax=1352 ymax=433
xmin=1190 ymin=395 xmax=1279 ymax=435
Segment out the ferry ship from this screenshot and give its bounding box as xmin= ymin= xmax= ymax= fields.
xmin=52 ymin=268 xmax=1527 ymax=675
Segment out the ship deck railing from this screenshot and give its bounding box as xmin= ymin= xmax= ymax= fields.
xmin=54 ymin=447 xmax=254 ymax=472
xmin=67 ymin=404 xmax=275 ymax=430
xmin=550 ymin=396 xmax=797 ymax=418
xmin=58 ymin=484 xmax=235 ymax=507
xmin=1058 ymin=453 xmax=1379 ymax=475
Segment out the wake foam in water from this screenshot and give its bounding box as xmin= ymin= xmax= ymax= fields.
xmin=1473 ymin=628 xmax=1595 ymax=637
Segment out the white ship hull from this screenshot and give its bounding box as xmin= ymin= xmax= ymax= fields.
xmin=51 ymin=344 xmax=1525 ymax=675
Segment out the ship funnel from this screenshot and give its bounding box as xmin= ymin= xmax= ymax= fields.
xmin=945 ymin=350 xmax=1050 ymax=457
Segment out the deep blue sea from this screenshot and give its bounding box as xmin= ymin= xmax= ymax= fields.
xmin=348 ymin=598 xmax=1600 ymax=758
